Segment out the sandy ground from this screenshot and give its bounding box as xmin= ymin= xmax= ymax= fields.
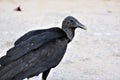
xmin=0 ymin=0 xmax=120 ymax=80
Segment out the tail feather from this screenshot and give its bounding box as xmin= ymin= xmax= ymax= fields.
xmin=0 ymin=59 xmax=26 ymax=80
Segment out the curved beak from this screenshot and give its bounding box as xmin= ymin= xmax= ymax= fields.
xmin=76 ymin=22 xmax=87 ymax=30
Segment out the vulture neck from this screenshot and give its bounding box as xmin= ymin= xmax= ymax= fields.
xmin=62 ymin=27 xmax=76 ymax=41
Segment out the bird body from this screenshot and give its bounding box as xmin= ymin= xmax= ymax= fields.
xmin=0 ymin=16 xmax=86 ymax=80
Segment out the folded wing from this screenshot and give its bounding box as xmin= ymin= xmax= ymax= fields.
xmin=0 ymin=28 xmax=66 ymax=66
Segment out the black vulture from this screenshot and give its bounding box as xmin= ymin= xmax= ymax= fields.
xmin=0 ymin=16 xmax=86 ymax=80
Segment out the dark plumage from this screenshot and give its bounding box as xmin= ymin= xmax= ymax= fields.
xmin=0 ymin=16 xmax=86 ymax=80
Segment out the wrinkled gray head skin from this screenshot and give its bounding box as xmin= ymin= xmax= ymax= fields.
xmin=62 ymin=16 xmax=86 ymax=30
xmin=62 ymin=16 xmax=86 ymax=41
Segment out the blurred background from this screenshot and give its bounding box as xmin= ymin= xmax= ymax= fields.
xmin=0 ymin=0 xmax=120 ymax=80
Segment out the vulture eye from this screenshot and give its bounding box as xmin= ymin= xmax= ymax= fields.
xmin=70 ymin=20 xmax=73 ymax=23
xmin=66 ymin=21 xmax=70 ymax=24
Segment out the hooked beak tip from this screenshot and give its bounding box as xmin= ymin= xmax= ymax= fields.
xmin=76 ymin=22 xmax=87 ymax=30
xmin=82 ymin=25 xmax=87 ymax=30
xmin=78 ymin=25 xmax=87 ymax=30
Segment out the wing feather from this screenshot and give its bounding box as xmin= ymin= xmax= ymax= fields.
xmin=0 ymin=33 xmax=68 ymax=80
xmin=0 ymin=29 xmax=65 ymax=66
xmin=14 ymin=29 xmax=46 ymax=46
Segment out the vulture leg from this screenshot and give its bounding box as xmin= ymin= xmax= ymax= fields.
xmin=42 ymin=68 xmax=51 ymax=80
xmin=27 ymin=78 xmax=30 ymax=80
